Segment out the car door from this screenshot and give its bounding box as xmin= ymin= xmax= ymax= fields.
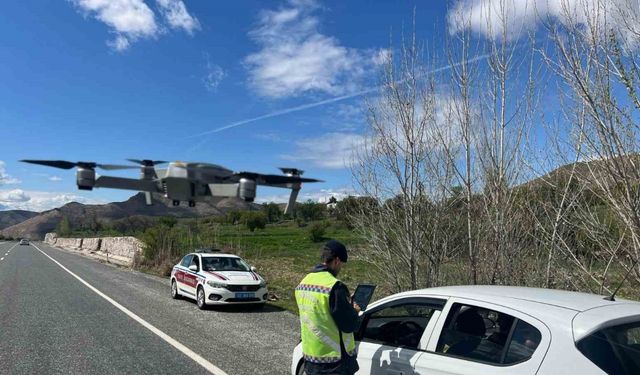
xmin=355 ymin=297 xmax=447 ymax=375
xmin=416 ymin=297 xmax=551 ymax=375
xmin=182 ymin=254 xmax=201 ymax=296
xmin=175 ymin=254 xmax=193 ymax=296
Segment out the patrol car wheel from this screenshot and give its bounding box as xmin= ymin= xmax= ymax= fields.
xmin=197 ymin=286 xmax=206 ymax=310
xmin=296 ymin=361 xmax=306 ymax=375
xmin=171 ymin=280 xmax=180 ymax=300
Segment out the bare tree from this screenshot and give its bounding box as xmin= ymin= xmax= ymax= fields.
xmin=539 ymin=0 xmax=640 ymax=289
xmin=351 ymin=28 xmax=461 ymax=292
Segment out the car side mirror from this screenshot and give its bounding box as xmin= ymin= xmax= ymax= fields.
xmin=250 ymin=266 xmax=257 ymax=272
xmin=189 ymin=265 xmax=198 ymax=272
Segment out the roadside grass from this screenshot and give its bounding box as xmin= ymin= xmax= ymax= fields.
xmin=209 ymin=220 xmax=389 ymax=313
xmin=61 ymin=216 xmax=640 ymax=312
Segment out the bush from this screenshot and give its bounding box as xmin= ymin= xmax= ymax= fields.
xmin=308 ymin=221 xmax=329 ymax=242
xmin=262 ymin=202 xmax=283 ymax=223
xmin=242 ymin=212 xmax=267 ymax=232
xmin=296 ymin=200 xmax=327 ymax=222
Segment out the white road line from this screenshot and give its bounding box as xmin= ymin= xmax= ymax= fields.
xmin=31 ymin=243 xmax=228 ymax=375
xmin=0 ymin=257 xmax=3 ymax=261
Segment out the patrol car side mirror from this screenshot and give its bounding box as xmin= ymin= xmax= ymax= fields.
xmin=251 ymin=266 xmax=257 ymax=272
xmin=189 ymin=265 xmax=198 ymax=272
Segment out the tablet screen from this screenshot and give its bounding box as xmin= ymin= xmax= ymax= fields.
xmin=352 ymin=284 xmax=376 ymax=311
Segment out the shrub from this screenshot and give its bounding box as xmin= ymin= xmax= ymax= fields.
xmin=262 ymin=202 xmax=283 ymax=223
xmin=308 ymin=221 xmax=329 ymax=242
xmin=242 ymin=212 xmax=267 ymax=232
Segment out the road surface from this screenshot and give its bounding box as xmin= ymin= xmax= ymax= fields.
xmin=0 ymin=241 xmax=299 ymax=375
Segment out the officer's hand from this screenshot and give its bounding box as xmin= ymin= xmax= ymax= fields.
xmin=353 ymin=302 xmax=361 ymax=313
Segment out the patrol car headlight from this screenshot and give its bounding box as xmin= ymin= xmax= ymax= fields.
xmin=259 ymin=280 xmax=267 ymax=288
xmin=207 ymin=280 xmax=225 ymax=288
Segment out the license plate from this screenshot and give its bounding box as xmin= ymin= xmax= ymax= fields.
xmin=235 ymin=292 xmax=255 ymax=299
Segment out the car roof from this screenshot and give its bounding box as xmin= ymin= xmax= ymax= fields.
xmin=190 ymin=253 xmax=239 ymax=259
xmin=397 ymin=285 xmax=635 ymax=312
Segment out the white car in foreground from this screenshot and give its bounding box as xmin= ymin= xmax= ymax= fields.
xmin=292 ymin=285 xmax=640 ymax=375
xmin=170 ymin=251 xmax=268 ymax=309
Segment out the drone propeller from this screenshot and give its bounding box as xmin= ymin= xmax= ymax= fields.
xmin=127 ymin=159 xmax=168 ymax=167
xmin=21 ymin=159 xmax=137 ymax=171
xmin=279 ymin=167 xmax=305 ymax=176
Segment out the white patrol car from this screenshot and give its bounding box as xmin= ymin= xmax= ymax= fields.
xmin=292 ymin=285 xmax=640 ymax=375
xmin=170 ymin=250 xmax=268 ymax=309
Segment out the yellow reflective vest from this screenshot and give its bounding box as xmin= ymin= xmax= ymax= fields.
xmin=295 ymin=271 xmax=357 ymax=364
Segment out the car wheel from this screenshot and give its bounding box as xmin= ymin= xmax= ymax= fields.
xmin=171 ymin=280 xmax=180 ymax=299
xmin=296 ymin=361 xmax=306 ymax=375
xmin=197 ymin=287 xmax=207 ymax=310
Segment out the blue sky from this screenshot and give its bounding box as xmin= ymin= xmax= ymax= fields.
xmin=2 ymin=0 xmax=631 ymax=211
xmin=0 ymin=0 xmax=453 ymax=211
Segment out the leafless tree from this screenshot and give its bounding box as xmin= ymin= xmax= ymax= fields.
xmin=539 ymin=0 xmax=640 ymax=289
xmin=350 ymin=28 xmax=461 ymax=292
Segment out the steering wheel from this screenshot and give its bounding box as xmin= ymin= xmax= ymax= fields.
xmin=397 ymin=321 xmax=423 ymax=347
xmin=398 ymin=320 xmax=422 ymax=334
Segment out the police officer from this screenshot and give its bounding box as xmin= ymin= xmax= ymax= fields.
xmin=295 ymin=240 xmax=361 ymax=375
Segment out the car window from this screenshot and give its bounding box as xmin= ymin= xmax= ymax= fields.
xmin=360 ymin=302 xmax=440 ymax=350
xmin=202 ymin=256 xmax=250 ymax=271
xmin=190 ymin=255 xmax=200 ymax=270
xmin=577 ymin=320 xmax=640 ymax=375
xmin=504 ymin=320 xmax=542 ymax=364
xmin=436 ymin=303 xmax=540 ymax=365
xmin=180 ymin=255 xmax=193 ymax=267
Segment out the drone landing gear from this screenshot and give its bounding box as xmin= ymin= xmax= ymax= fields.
xmin=188 ymin=200 xmax=196 ymax=207
xmin=172 ymin=200 xmax=180 ymax=206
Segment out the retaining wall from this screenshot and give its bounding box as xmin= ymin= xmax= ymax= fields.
xmin=44 ymin=233 xmax=142 ymax=267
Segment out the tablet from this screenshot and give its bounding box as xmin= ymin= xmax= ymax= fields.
xmin=352 ymin=284 xmax=376 ymax=311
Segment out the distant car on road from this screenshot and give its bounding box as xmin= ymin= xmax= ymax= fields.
xmin=292 ymin=285 xmax=640 ymax=375
xmin=170 ymin=250 xmax=268 ymax=309
xmin=19 ymin=239 xmax=29 ymax=245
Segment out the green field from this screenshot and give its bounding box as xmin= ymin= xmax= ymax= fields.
xmin=201 ymin=220 xmax=390 ymax=312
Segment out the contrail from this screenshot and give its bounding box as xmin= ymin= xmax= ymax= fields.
xmin=191 ymin=54 xmax=490 ymax=137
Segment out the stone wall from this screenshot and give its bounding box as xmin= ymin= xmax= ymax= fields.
xmin=44 ymin=232 xmax=57 ymax=245
xmin=100 ymin=237 xmax=143 ymax=259
xmin=55 ymin=237 xmax=83 ymax=250
xmin=81 ymin=238 xmax=101 ymax=251
xmin=44 ymin=233 xmax=142 ymax=267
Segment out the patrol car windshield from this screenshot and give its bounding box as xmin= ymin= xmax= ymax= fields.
xmin=202 ymin=257 xmax=251 ymax=272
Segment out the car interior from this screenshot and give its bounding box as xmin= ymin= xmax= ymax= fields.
xmin=359 ymin=303 xmax=439 ymax=349
xmin=202 ymin=257 xmax=249 ymax=272
xmin=436 ymin=303 xmax=541 ymax=365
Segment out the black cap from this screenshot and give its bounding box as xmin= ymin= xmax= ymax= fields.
xmin=323 ymin=240 xmax=348 ymax=262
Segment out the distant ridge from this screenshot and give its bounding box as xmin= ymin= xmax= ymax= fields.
xmin=0 ymin=210 xmax=38 ymax=230
xmin=1 ymin=192 xmax=258 ymax=240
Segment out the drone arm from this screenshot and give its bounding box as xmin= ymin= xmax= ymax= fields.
xmin=94 ymin=176 xmax=159 ymax=192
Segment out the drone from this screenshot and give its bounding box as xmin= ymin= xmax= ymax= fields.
xmin=21 ymin=159 xmax=322 ymax=216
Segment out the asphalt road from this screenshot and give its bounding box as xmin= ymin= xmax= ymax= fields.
xmin=0 ymin=241 xmax=299 ymax=375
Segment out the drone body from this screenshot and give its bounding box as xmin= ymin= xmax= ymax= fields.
xmin=21 ymin=159 xmax=321 ymax=216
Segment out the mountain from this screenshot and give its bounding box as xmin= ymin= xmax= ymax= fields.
xmin=0 ymin=210 xmax=39 ymax=230
xmin=0 ymin=193 xmax=258 ymax=240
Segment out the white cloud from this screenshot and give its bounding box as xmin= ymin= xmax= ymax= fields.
xmin=0 ymin=189 xmax=102 ymax=212
xmin=203 ymin=59 xmax=225 ymax=91
xmin=245 ymin=0 xmax=384 ymax=98
xmin=70 ymin=0 xmax=199 ymax=51
xmin=0 ymin=161 xmax=20 ymax=185
xmin=281 ymin=132 xmax=368 ymax=169
xmin=256 ymin=187 xmax=357 ymax=204
xmin=156 ymin=0 xmax=200 ymax=34
xmin=448 ymin=0 xmax=640 ymax=47
xmin=49 ymin=176 xmax=63 ymax=182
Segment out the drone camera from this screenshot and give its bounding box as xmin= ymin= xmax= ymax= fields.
xmin=76 ymin=167 xmax=95 ymax=190
xmin=238 ymin=178 xmax=257 ymax=202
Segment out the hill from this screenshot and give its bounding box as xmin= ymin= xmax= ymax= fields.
xmin=0 ymin=193 xmax=258 ymax=240
xmin=0 ymin=210 xmax=38 ymax=230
